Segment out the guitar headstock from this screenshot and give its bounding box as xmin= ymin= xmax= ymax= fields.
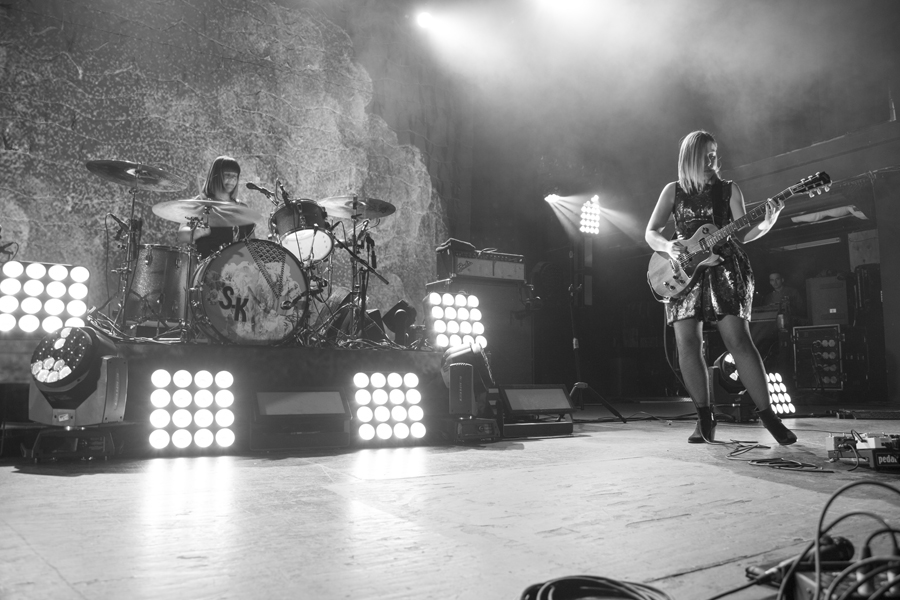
xmin=790 ymin=171 xmax=832 ymax=198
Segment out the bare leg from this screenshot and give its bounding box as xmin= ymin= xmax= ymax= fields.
xmin=673 ymin=318 xmax=709 ymax=407
xmin=716 ymin=315 xmax=770 ymax=411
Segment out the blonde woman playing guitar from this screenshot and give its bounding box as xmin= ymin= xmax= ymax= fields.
xmin=644 ymin=130 xmax=796 ymax=446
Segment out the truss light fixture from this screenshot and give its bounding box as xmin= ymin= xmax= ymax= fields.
xmin=148 ymin=368 xmax=237 ymax=452
xmin=0 ymin=260 xmax=90 ymax=337
xmin=426 ymin=291 xmax=485 ymax=350
xmin=579 ymin=195 xmax=601 ymax=235
xmin=352 ymin=371 xmax=425 ymax=443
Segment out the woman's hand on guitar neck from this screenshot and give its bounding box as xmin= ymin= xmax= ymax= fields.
xmin=759 ymin=197 xmax=786 ymax=232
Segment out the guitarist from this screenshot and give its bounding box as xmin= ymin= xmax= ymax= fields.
xmin=644 ymin=130 xmax=796 ymax=446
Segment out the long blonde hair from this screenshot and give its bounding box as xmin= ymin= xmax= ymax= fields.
xmin=677 ymin=131 xmax=718 ymax=195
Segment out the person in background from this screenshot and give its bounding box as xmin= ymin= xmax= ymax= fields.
xmin=644 ymin=130 xmax=796 ymax=446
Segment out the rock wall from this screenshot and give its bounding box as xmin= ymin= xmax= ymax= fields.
xmin=0 ymin=0 xmax=462 ymax=327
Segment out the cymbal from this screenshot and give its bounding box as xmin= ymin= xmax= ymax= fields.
xmin=318 ymin=195 xmax=396 ymax=220
xmin=152 ymin=199 xmax=261 ymax=227
xmin=86 ymin=160 xmax=186 ymax=192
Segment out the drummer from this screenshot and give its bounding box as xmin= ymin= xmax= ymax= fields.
xmin=176 ymin=155 xmax=254 ymax=259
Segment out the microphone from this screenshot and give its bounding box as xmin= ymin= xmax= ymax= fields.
xmin=281 ymin=291 xmax=309 ymax=310
xmin=109 ymin=213 xmax=129 ymax=231
xmin=277 ymin=181 xmax=289 ymax=203
xmin=246 ymin=182 xmax=274 ymax=197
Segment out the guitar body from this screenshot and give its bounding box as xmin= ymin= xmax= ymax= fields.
xmin=645 ymin=171 xmax=831 ymax=302
xmin=647 ymin=224 xmax=723 ymax=300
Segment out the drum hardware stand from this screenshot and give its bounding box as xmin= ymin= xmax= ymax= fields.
xmin=113 ymin=183 xmax=144 ymax=334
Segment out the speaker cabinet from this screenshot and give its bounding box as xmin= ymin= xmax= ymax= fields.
xmin=807 ymin=277 xmax=849 ymax=326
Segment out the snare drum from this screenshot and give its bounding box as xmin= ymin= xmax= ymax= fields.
xmin=123 ymin=245 xmax=192 ymax=326
xmin=190 ymin=240 xmax=308 ymax=345
xmin=270 ymin=200 xmax=333 ymax=264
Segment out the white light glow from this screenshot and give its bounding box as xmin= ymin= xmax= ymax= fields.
xmin=0 ymin=278 xmax=21 ymax=295
xmin=370 ymin=372 xmax=386 ymax=388
xmin=150 ymin=409 xmax=171 ymax=428
xmin=467 ymin=295 xmax=478 ymax=308
xmin=433 ymin=319 xmax=447 ymax=333
xmin=67 ymin=283 xmax=88 ymax=300
xmin=406 ymin=389 xmax=422 ymax=404
xmin=66 ymin=300 xmax=86 ymax=317
xmin=194 ymin=370 xmax=214 ymax=388
xmin=444 ymin=307 xmax=457 ymax=320
xmin=215 ymin=409 xmax=235 ymax=428
xmin=408 ymin=405 xmax=424 ymax=421
xmin=18 ymin=315 xmax=39 ymax=332
xmin=215 ymin=390 xmax=234 ymax=408
xmin=194 ymin=389 xmax=214 ymax=408
xmin=436 ymin=334 xmax=449 ymax=347
xmin=0 ymin=314 xmax=15 ymax=332
xmin=353 ymin=372 xmax=369 ymax=388
xmin=172 ymin=409 xmax=192 ymax=428
xmin=70 ymin=266 xmax=90 ymax=283
xmin=411 ymin=422 xmax=426 ymax=438
xmin=194 ymin=409 xmax=214 ymax=428
xmin=387 ymin=372 xmax=403 ymax=388
xmin=172 ymin=429 xmax=192 ymax=448
xmin=216 ymin=428 xmax=235 ymax=447
xmin=404 ymin=373 xmax=419 ymax=388
xmin=357 ymin=406 xmax=374 ymax=422
xmin=391 ymin=406 xmax=408 ymax=421
xmin=46 ymin=281 xmax=66 ymax=298
xmin=389 ymin=389 xmax=405 ymax=404
xmin=43 ymin=298 xmax=64 ymax=315
xmin=374 ymin=406 xmax=390 ymax=422
xmin=149 ymin=429 xmax=170 ymax=449
xmin=215 ymin=370 xmax=234 ymax=388
xmin=431 ymin=305 xmax=444 ymax=320
xmin=48 ymin=264 xmax=68 ymax=281
xmin=64 ymin=317 xmax=85 ymax=328
xmin=172 ymin=370 xmax=192 ymax=388
xmin=25 ymin=263 xmax=46 ymax=279
xmin=355 ymin=389 xmax=372 ymax=405
xmin=455 ymin=294 xmax=467 ymax=307
xmin=393 ymin=423 xmax=410 ymax=439
xmin=21 ymin=297 xmax=42 ymax=314
xmin=427 ymin=292 xmax=441 ymax=305
xmin=23 ymin=280 xmax=44 ymax=296
xmin=41 ymin=316 xmax=62 ymax=333
xmin=194 ymin=429 xmax=214 ymax=448
xmin=359 ymin=423 xmax=375 ymax=441
xmin=172 ymin=389 xmax=192 ymax=408
xmin=376 ymin=423 xmax=393 ymax=440
xmin=2 ymin=261 xmax=24 ymax=278
xmin=449 ymin=334 xmax=462 ymax=347
xmin=373 ymin=389 xmax=388 ymax=405
xmin=151 ymin=389 xmax=171 ymax=408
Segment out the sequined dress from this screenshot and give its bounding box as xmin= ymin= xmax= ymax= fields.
xmin=665 ymin=179 xmax=754 ymax=325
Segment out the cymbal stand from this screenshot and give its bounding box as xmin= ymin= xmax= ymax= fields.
xmin=114 ymin=183 xmax=143 ymax=333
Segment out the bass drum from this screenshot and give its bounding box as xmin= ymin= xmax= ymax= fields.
xmin=191 ymin=240 xmax=308 ymax=345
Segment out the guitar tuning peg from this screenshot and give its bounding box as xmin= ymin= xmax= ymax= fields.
xmin=809 ymin=191 xmax=815 ymax=198
xmin=825 ymin=185 xmax=831 ymax=192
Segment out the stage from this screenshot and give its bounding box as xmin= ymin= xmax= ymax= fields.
xmin=1 ymin=406 xmax=899 ymax=600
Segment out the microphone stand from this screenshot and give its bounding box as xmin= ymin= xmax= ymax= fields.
xmin=566 ymin=240 xmax=626 ymax=422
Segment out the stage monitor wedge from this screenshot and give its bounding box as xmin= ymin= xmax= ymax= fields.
xmin=251 ymin=389 xmax=350 ymax=450
xmin=497 ymin=384 xmax=575 ymax=438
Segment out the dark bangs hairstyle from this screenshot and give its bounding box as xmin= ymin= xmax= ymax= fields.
xmin=202 ymin=155 xmax=241 ymax=201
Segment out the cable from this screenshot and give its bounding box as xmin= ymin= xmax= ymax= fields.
xmin=702 ymin=579 xmax=759 ymax=600
xmin=520 ymin=575 xmax=674 ymax=600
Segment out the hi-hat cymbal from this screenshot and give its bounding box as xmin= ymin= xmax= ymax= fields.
xmin=152 ymin=199 xmax=261 ymax=227
xmin=318 ymin=195 xmax=396 ymax=220
xmin=86 ymin=160 xmax=186 ymax=192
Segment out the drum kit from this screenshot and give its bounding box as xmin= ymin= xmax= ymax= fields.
xmin=86 ymin=159 xmax=395 ymax=346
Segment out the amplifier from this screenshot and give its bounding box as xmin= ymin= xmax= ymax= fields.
xmin=794 ymin=325 xmax=844 ymax=390
xmin=437 ymin=249 xmax=525 ymax=281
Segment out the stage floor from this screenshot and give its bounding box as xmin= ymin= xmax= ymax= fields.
xmin=1 ymin=407 xmax=899 ymax=600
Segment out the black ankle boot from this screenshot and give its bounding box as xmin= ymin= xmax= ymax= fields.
xmin=688 ymin=406 xmax=716 ymax=443
xmin=756 ymin=407 xmax=797 ymax=445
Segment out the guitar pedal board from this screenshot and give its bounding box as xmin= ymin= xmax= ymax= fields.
xmin=827 ymin=433 xmax=900 ymax=471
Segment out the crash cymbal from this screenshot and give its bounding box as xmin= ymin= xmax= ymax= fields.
xmin=152 ymin=199 xmax=261 ymax=227
xmin=318 ymin=195 xmax=396 ymax=220
xmin=86 ymin=160 xmax=186 ymax=192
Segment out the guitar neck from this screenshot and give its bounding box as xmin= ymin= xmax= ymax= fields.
xmin=705 ymin=188 xmax=791 ymax=246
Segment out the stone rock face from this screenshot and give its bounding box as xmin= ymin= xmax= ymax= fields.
xmin=0 ymin=0 xmax=449 ymax=329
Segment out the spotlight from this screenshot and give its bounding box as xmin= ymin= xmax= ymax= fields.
xmin=383 ymin=300 xmax=418 ymax=346
xmin=425 ymin=290 xmax=485 ymax=350
xmin=1 ymin=260 xmax=91 ymax=337
xmin=767 ymin=372 xmax=796 ymax=414
xmin=713 ymin=352 xmax=744 ymax=393
xmin=544 ymin=194 xmax=562 ymax=204
xmin=579 ymin=195 xmax=601 ymax=235
xmin=352 ymin=371 xmax=425 ymax=444
xmin=416 ymin=12 xmax=434 ymax=28
xmin=26 ymin=326 xmax=127 ymax=459
xmin=147 ymin=366 xmax=237 ymax=452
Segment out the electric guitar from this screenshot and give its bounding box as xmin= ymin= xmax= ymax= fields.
xmin=647 ymin=172 xmax=831 ymax=301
